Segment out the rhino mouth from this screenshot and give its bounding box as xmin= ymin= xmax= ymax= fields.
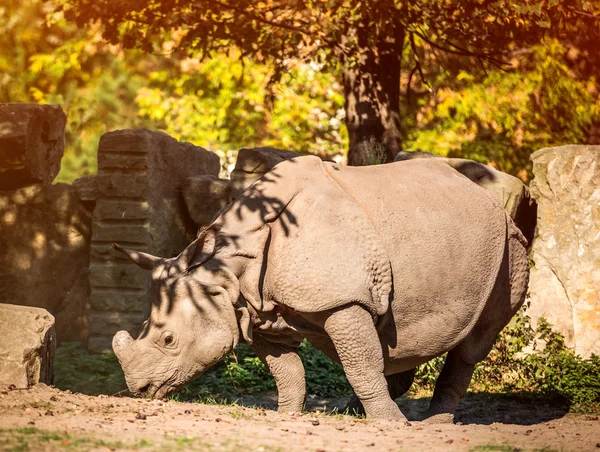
xmin=133 ymin=381 xmax=180 ymax=399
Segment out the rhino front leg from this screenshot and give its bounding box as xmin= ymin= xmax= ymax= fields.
xmin=344 ymin=369 xmax=416 ymax=416
xmin=322 ymin=305 xmax=405 ymax=420
xmin=424 ymin=349 xmax=475 ymax=423
xmin=252 ymin=335 xmax=306 ymax=413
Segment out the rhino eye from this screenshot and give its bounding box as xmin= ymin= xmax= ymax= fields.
xmin=161 ymin=332 xmax=176 ymax=348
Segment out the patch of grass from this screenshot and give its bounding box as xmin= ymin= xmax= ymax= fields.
xmin=470 ymin=446 xmax=522 ymax=451
xmin=174 ymin=340 xmax=351 ymax=403
xmin=53 ymin=342 xmax=126 ymax=396
xmin=471 ymin=446 xmax=558 ymax=452
xmin=0 ymin=428 xmax=152 ymax=451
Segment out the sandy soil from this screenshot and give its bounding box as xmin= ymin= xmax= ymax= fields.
xmin=0 ymin=384 xmax=598 ymax=451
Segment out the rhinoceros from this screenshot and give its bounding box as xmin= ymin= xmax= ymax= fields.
xmin=112 ymin=156 xmax=529 ymax=421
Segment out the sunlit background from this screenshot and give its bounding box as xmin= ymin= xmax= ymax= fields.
xmin=2 ymin=0 xmax=599 ymax=183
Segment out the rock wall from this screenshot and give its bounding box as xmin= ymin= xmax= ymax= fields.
xmin=0 ymin=104 xmax=91 ymax=344
xmin=182 ymin=175 xmax=232 ymax=226
xmin=0 ymin=184 xmax=91 ymax=343
xmin=87 ymin=129 xmax=220 ymax=352
xmin=0 ymin=104 xmax=66 ymax=189
xmin=0 ymin=304 xmax=56 ymax=388
xmin=528 ymin=145 xmax=600 ymax=358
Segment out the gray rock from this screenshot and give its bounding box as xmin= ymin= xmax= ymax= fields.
xmin=0 ymin=304 xmax=56 ymax=388
xmin=0 ymin=104 xmax=66 ymax=189
xmin=0 ymin=183 xmax=91 ymax=344
xmin=395 ymin=151 xmax=537 ymax=244
xmin=88 ymin=129 xmax=220 ymax=352
xmin=182 ymin=175 xmax=232 ymax=227
xmin=72 ymin=174 xmax=97 ymax=212
xmin=230 ymin=147 xmax=300 ymax=198
xmin=528 ymin=145 xmax=600 ymax=358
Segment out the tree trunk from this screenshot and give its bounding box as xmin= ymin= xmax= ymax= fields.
xmin=342 ymin=25 xmax=405 ymax=166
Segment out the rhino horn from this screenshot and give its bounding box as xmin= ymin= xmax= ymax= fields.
xmin=112 ymin=330 xmax=137 ymax=367
xmin=113 ymin=244 xmax=162 ymax=270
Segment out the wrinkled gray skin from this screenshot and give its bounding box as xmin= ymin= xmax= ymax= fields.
xmin=112 ymin=156 xmax=529 ymax=422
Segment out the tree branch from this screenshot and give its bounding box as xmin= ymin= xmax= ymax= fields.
xmin=206 ymin=0 xmax=344 ymax=55
xmin=412 ymin=28 xmax=506 ymax=66
xmin=409 ymin=32 xmax=431 ymax=92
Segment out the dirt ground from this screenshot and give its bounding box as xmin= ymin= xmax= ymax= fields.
xmin=0 ymin=384 xmax=598 ymax=451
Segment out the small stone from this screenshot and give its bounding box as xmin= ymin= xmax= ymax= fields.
xmin=311 ymin=420 xmax=320 ymax=426
xmin=404 ymin=421 xmax=412 ymax=427
xmin=445 ymin=439 xmax=454 ymax=444
xmin=135 ymin=413 xmax=146 ymax=420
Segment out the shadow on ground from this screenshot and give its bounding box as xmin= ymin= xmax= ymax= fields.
xmin=237 ymin=392 xmax=570 ymax=426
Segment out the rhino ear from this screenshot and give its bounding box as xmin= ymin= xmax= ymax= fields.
xmin=113 ymin=244 xmax=162 ymax=270
xmin=174 ymin=227 xmax=217 ymax=273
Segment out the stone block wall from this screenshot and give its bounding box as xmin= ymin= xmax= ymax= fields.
xmin=87 ymin=129 xmax=220 ymax=352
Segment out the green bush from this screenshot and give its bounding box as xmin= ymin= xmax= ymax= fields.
xmin=480 ymin=315 xmax=600 ymax=412
xmin=428 ymin=310 xmax=600 ymax=412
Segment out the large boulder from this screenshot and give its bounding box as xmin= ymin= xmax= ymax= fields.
xmin=88 ymin=129 xmax=220 ymax=352
xmin=230 ymin=147 xmax=300 ymax=199
xmin=0 ymin=104 xmax=66 ymax=189
xmin=395 ymin=151 xmax=537 ymax=244
xmin=0 ymin=304 xmax=56 ymax=388
xmin=528 ymin=145 xmax=600 ymax=358
xmin=182 ymin=175 xmax=232 ymax=227
xmin=0 ymin=183 xmax=91 ymax=344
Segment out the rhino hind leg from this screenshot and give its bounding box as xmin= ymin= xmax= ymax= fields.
xmin=423 ymin=350 xmax=476 ymax=423
xmin=424 ymin=219 xmax=529 ymax=424
xmin=344 ymin=369 xmax=416 ymax=416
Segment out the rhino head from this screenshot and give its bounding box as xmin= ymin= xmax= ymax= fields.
xmin=111 ymin=228 xmax=251 ymax=398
